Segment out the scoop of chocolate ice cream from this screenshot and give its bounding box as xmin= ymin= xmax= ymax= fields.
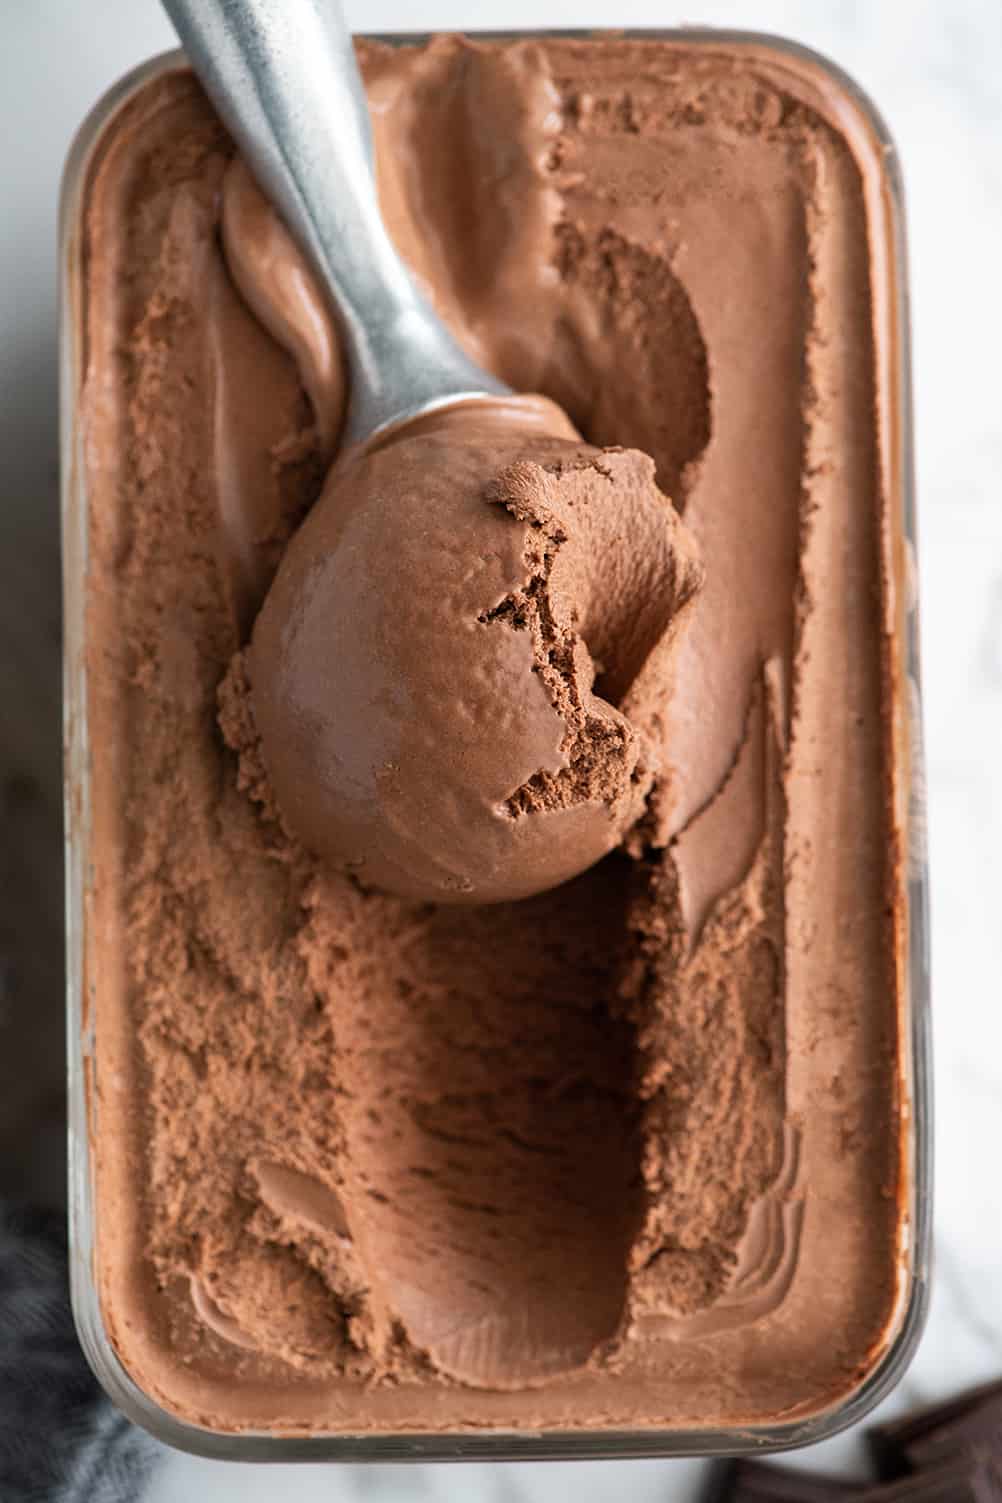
xmin=248 ymin=400 xmax=703 ymax=903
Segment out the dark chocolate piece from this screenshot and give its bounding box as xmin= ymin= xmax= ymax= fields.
xmin=855 ymin=1455 xmax=1002 ymax=1502
xmin=706 ymin=1457 xmax=864 ymax=1501
xmin=868 ymin=1382 xmax=1002 ymax=1478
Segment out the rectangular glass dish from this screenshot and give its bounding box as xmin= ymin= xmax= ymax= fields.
xmin=62 ymin=29 xmax=931 ymax=1461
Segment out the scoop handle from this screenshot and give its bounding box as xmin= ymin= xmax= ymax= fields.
xmin=161 ymin=0 xmax=509 ymax=443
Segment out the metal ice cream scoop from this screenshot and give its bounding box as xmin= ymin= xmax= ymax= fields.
xmin=161 ymin=0 xmax=511 ymax=447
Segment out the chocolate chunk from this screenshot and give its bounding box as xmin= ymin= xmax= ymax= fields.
xmin=855 ymin=1455 xmax=1002 ymax=1501
xmin=706 ymin=1457 xmax=865 ymax=1501
xmin=868 ymin=1382 xmax=1002 ymax=1478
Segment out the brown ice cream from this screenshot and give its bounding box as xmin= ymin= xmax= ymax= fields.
xmin=73 ymin=33 xmax=910 ymax=1434
xmin=245 ymin=402 xmax=703 ymax=903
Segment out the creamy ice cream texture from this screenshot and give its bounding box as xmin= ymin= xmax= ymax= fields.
xmin=246 ymin=402 xmax=703 ymax=903
xmin=77 ymin=34 xmax=906 ymax=1432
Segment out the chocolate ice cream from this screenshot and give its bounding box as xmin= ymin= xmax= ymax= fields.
xmin=241 ymin=402 xmax=702 ymax=903
xmin=72 ymin=33 xmax=911 ymax=1435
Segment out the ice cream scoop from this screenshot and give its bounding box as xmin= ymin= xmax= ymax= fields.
xmin=162 ymin=0 xmax=516 ymax=444
xmin=164 ymin=0 xmax=703 ymax=902
xmin=250 ymin=408 xmax=703 ymax=902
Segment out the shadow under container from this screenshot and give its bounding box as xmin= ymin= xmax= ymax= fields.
xmin=62 ymin=28 xmax=931 ymax=1462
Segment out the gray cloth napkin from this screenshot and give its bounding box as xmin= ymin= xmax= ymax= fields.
xmin=0 ymin=1201 xmax=161 ymax=1503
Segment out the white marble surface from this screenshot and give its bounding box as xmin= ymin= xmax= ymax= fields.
xmin=3 ymin=0 xmax=1001 ymax=1497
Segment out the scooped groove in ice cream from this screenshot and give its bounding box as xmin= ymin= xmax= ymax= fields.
xmin=245 ymin=399 xmax=703 ymax=903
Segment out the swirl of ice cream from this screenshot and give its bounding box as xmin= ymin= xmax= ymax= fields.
xmin=247 ymin=398 xmax=703 ymax=903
